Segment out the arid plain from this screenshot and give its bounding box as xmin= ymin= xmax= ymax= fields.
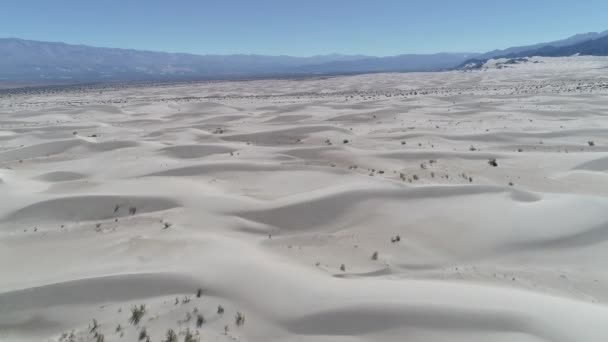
xmin=2 ymin=57 xmax=608 ymax=342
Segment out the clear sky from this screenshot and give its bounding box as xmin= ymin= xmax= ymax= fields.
xmin=1 ymin=0 xmax=607 ymax=56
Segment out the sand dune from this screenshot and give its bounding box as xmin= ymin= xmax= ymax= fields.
xmin=1 ymin=56 xmax=608 ymax=341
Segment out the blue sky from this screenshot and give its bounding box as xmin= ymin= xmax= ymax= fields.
xmin=1 ymin=0 xmax=607 ymax=56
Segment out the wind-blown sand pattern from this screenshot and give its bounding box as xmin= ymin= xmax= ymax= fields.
xmin=2 ymin=56 xmax=608 ymax=342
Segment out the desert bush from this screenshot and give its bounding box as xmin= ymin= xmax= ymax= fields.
xmin=164 ymin=329 xmax=177 ymax=342
xmin=371 ymin=251 xmax=378 ymax=260
xmin=184 ymin=329 xmax=199 ymax=342
xmin=340 ymin=264 xmax=346 ymax=271
xmin=488 ymin=158 xmax=498 ymax=167
xmin=588 ymin=141 xmax=595 ymax=146
xmin=196 ymin=288 xmax=203 ymax=298
xmin=235 ymin=312 xmax=246 ymax=326
xmin=90 ymin=319 xmax=99 ymax=334
xmin=129 ymin=305 xmax=146 ymax=325
xmin=217 ymin=305 xmax=225 ymax=314
xmin=196 ymin=314 xmax=205 ymax=328
xmin=138 ymin=327 xmax=148 ymax=341
xmin=96 ymin=334 xmax=104 ymax=342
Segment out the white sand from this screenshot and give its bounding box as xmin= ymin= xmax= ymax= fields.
xmin=2 ymin=56 xmax=608 ymax=342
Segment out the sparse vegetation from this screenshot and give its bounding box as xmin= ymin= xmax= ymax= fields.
xmin=138 ymin=327 xmax=148 ymax=341
xmin=184 ymin=329 xmax=199 ymax=342
xmin=391 ymin=235 xmax=401 ymax=243
xmin=129 ymin=305 xmax=146 ymax=325
xmin=488 ymin=158 xmax=498 ymax=167
xmin=163 ymin=329 xmax=177 ymax=342
xmin=89 ymin=319 xmax=99 ymax=334
xmin=588 ymin=141 xmax=595 ymax=146
xmin=217 ymin=305 xmax=225 ymax=314
xmin=340 ymin=264 xmax=346 ymax=271
xmin=196 ymin=288 xmax=203 ymax=298
xmin=371 ymin=251 xmax=378 ymax=260
xmin=196 ymin=314 xmax=205 ymax=327
xmin=235 ymin=311 xmax=246 ymax=326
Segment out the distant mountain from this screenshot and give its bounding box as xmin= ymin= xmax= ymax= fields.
xmin=500 ymin=35 xmax=608 ymax=58
xmin=0 ymin=38 xmax=478 ymax=84
xmin=0 ymin=38 xmax=375 ymax=82
xmin=460 ymin=30 xmax=608 ymax=69
xmin=478 ymin=30 xmax=608 ymax=59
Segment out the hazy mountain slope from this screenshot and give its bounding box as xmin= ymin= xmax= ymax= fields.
xmin=459 ymin=31 xmax=608 ymax=69
xmin=478 ymin=30 xmax=608 ymax=59
xmin=0 ymin=38 xmax=479 ymax=83
xmin=503 ymin=35 xmax=608 ymax=58
xmin=0 ymin=38 xmax=372 ymax=82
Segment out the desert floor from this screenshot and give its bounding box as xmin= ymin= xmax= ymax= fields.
xmin=2 ymin=57 xmax=608 ymax=342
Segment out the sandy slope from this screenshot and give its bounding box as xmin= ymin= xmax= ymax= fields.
xmin=1 ymin=56 xmax=608 ymax=342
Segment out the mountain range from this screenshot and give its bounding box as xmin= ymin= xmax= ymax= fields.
xmin=460 ymin=30 xmax=608 ymax=68
xmin=1 ymin=30 xmax=607 ymax=85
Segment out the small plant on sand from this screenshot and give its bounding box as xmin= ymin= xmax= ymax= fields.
xmin=217 ymin=305 xmax=225 ymax=314
xmin=184 ymin=329 xmax=199 ymax=342
xmin=391 ymin=235 xmax=401 ymax=243
xmin=96 ymin=334 xmax=105 ymax=342
xmin=115 ymin=324 xmax=122 ymax=333
xmin=90 ymin=319 xmax=99 ymax=334
xmin=588 ymin=141 xmax=595 ymax=146
xmin=340 ymin=264 xmax=346 ymax=272
xmin=488 ymin=158 xmax=498 ymax=167
xmin=235 ymin=312 xmax=246 ymax=326
xmin=371 ymin=251 xmax=378 ymax=260
xmin=129 ymin=207 xmax=137 ymax=215
xmin=129 ymin=305 xmax=146 ymax=325
xmin=196 ymin=288 xmax=203 ymax=298
xmin=196 ymin=314 xmax=205 ymax=328
xmin=164 ymin=329 xmax=177 ymax=342
xmin=138 ymin=327 xmax=148 ymax=341
xmin=182 ymin=296 xmax=191 ymax=304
